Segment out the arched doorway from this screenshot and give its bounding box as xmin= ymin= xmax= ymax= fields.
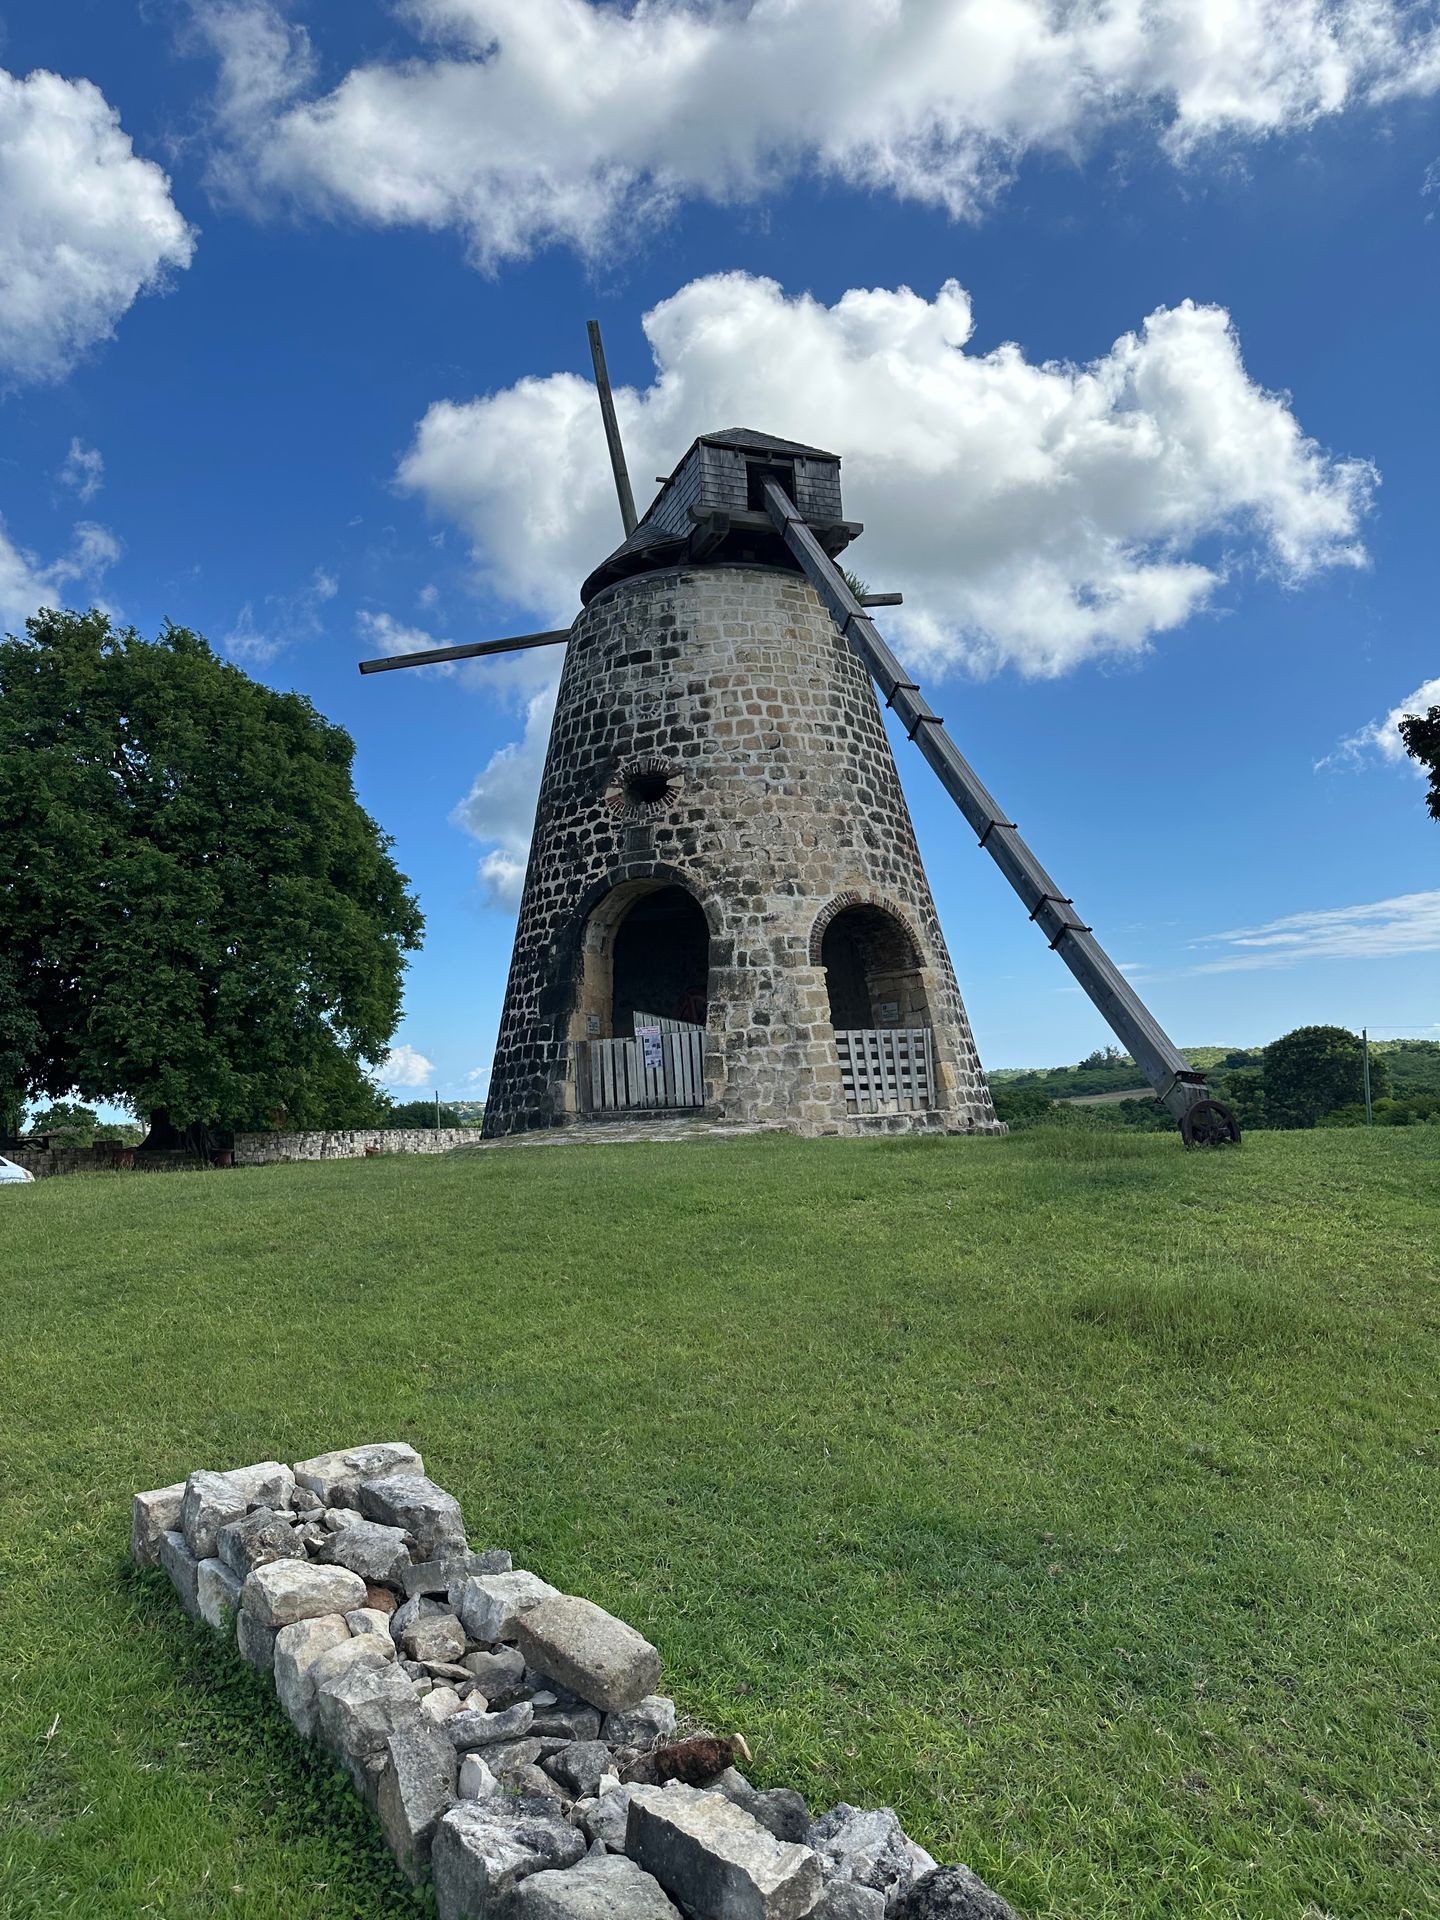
xmin=573 ymin=879 xmax=710 ymax=1115
xmin=610 ymin=885 xmax=709 ymax=1037
xmin=820 ymin=901 xmax=931 ymax=1030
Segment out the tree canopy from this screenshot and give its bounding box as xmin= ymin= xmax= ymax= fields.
xmin=1398 ymin=704 xmax=1440 ymax=822
xmin=0 ymin=610 xmax=423 ymax=1140
xmin=1262 ymin=1025 xmax=1386 ymax=1129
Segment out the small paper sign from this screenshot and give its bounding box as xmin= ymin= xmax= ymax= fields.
xmin=638 ymin=1024 xmax=664 ymax=1071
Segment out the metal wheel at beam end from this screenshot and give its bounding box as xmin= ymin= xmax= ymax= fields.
xmin=1179 ymin=1099 xmax=1242 ymax=1149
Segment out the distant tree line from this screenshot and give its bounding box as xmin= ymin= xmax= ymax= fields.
xmin=386 ymin=1099 xmax=484 ymax=1131
xmin=992 ymin=1029 xmax=1440 ymax=1136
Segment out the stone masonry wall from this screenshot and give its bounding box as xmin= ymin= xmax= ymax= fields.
xmin=233 ymin=1128 xmax=483 ymax=1166
xmin=6 ymin=1132 xmax=483 ymax=1178
xmin=135 ymin=1442 xmax=1017 ymax=1919
xmin=484 ymin=564 xmax=1000 ymax=1140
xmin=5 ymin=1147 xmax=194 ymax=1178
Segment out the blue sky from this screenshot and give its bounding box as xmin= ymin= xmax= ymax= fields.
xmin=2 ymin=2 xmax=1437 ymax=1097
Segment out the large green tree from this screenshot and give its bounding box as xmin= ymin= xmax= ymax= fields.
xmin=1263 ymin=1024 xmax=1387 ymax=1129
xmin=0 ymin=610 xmax=423 ymax=1144
xmin=1398 ymin=703 xmax=1440 ymax=821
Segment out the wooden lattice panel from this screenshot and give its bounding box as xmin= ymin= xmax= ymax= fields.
xmin=835 ymin=1029 xmax=935 ymax=1114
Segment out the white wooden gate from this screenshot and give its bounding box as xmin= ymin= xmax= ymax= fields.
xmin=581 ymin=1016 xmax=705 ymax=1114
xmin=835 ymin=1028 xmax=935 ymax=1114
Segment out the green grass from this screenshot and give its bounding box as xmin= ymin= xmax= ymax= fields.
xmin=2 ymin=1128 xmax=1438 ymax=1919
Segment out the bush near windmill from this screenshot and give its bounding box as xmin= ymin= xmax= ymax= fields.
xmin=0 ymin=610 xmax=423 ymax=1154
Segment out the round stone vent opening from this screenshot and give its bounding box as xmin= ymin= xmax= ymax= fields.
xmin=627 ymin=767 xmax=673 ymax=805
xmin=606 ymin=755 xmax=682 ymax=820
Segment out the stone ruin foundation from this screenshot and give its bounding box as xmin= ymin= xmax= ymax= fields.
xmin=134 ymin=1443 xmax=1017 ymax=1919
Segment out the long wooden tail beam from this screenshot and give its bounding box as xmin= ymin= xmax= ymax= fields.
xmin=358 ymin=628 xmax=570 ymax=675
xmin=762 ymin=478 xmax=1215 ymax=1126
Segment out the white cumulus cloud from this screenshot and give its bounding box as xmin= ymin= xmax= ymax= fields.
xmin=0 ymin=67 xmax=195 ymax=387
xmin=0 ymin=516 xmax=122 ymax=633
xmin=403 ymin=270 xmax=1374 ymax=898
xmin=375 ymin=1043 xmax=436 ymax=1088
xmin=58 ymin=438 xmax=105 ymax=502
xmin=1327 ymin=673 xmax=1440 ymax=767
xmin=450 ymin=681 xmax=558 ymax=908
xmin=192 ymin=1 xmax=1440 ymax=263
xmin=1194 ymin=891 xmax=1440 ymax=970
xmin=399 ymin=272 xmax=1374 ymax=678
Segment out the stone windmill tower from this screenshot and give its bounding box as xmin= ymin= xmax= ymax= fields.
xmin=363 ymin=327 xmax=1239 ymax=1147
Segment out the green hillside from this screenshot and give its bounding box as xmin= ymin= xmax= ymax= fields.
xmin=989 ymin=1038 xmax=1440 ymax=1132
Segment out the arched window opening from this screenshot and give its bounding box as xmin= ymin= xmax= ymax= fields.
xmin=821 ymin=903 xmax=930 ymax=1030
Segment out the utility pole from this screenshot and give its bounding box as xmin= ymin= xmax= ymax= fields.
xmin=1362 ymin=1029 xmax=1373 ymax=1127
xmin=435 ymin=1087 xmax=441 ymax=1131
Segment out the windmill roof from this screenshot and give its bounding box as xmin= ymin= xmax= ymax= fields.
xmin=698 ymin=428 xmax=839 ymax=461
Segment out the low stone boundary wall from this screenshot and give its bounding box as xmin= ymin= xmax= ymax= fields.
xmin=5 ymin=1146 xmax=193 ymax=1179
xmin=135 ymin=1443 xmax=1016 ymax=1919
xmin=233 ymin=1128 xmax=483 ymax=1166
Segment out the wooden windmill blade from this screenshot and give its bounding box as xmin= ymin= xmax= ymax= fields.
xmin=357 ymin=319 xmax=629 ymax=678
xmin=759 ymin=477 xmax=1240 ymax=1147
xmin=358 ymin=627 xmax=571 ymax=674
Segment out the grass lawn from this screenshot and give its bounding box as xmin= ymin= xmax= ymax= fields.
xmin=2 ymin=1127 xmax=1437 ymax=1920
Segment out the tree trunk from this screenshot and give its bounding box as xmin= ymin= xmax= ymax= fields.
xmin=141 ymin=1109 xmax=183 ymax=1152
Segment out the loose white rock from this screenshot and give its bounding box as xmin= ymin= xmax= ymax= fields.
xmin=447 ymin=1701 xmax=536 ymax=1750
xmin=131 ymin=1482 xmax=186 ymax=1568
xmin=358 ymin=1473 xmax=465 ymax=1559
xmin=578 ymin=1782 xmax=635 ymax=1851
xmin=401 ymin=1613 xmax=467 ymax=1665
xmin=812 ymin=1888 xmax=886 ymax=1920
xmin=158 ymin=1529 xmax=201 ymax=1620
xmin=316 ymin=1517 xmax=411 ymax=1585
xmin=808 ymin=1804 xmax=917 ymax=1903
xmin=421 ymin=1686 xmax=465 ymax=1727
xmin=225 ymin=1459 xmax=294 ymax=1508
xmin=431 ymin=1797 xmax=585 ymax=1920
xmin=315 ymin=1650 xmax=422 ymax=1785
xmin=514 ymin=1594 xmax=661 ymax=1715
xmin=453 ymin=1570 xmax=557 ymax=1645
xmin=458 ymin=1752 xmax=500 ymax=1800
xmin=378 ymin=1717 xmax=458 ymax=1881
xmin=180 ymin=1471 xmax=248 ymax=1560
xmin=235 ymin=1608 xmax=277 ymax=1671
xmin=274 ymin=1613 xmax=354 ymax=1738
xmin=293 ymin=1441 xmax=423 ymax=1507
xmin=241 ymin=1559 xmax=367 ymax=1629
xmin=346 ymin=1607 xmax=393 ymax=1638
xmin=890 ymin=1866 xmax=1019 ymax=1919
xmin=196 ymin=1556 xmax=243 ymax=1630
xmin=515 ymin=1851 xmax=681 ymax=1918
xmin=626 ymin=1781 xmax=823 ymax=1920
xmin=604 ymin=1694 xmax=677 ymax=1752
xmin=216 ymin=1507 xmax=305 ymax=1577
